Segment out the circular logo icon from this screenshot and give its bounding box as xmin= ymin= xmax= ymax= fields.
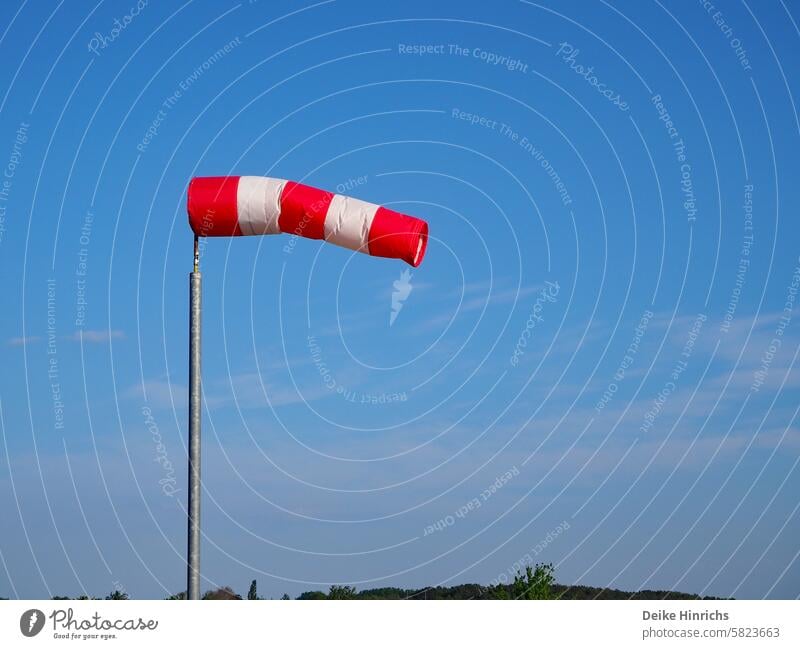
xmin=20 ymin=609 xmax=45 ymax=637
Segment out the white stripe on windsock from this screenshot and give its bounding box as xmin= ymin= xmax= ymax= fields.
xmin=323 ymin=194 xmax=379 ymax=252
xmin=237 ymin=176 xmax=287 ymax=235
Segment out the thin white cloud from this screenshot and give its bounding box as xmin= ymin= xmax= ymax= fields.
xmin=70 ymin=329 xmax=125 ymax=343
xmin=460 ymin=285 xmax=543 ymax=312
xmin=128 ymin=370 xmax=340 ymax=412
xmin=211 ymin=371 xmax=334 ymax=408
xmin=7 ymin=336 xmax=40 ymax=346
xmin=125 ymin=380 xmax=187 ymax=410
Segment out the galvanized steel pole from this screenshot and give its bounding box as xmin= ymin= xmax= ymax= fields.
xmin=187 ymin=236 xmax=202 ymax=600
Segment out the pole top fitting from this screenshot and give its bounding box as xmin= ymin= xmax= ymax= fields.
xmin=193 ymin=236 xmax=200 ymax=273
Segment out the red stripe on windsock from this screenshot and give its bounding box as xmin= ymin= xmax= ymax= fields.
xmin=368 ymin=206 xmax=429 ymax=267
xmin=187 ymin=176 xmax=241 ymax=236
xmin=278 ymin=181 xmax=332 ymax=240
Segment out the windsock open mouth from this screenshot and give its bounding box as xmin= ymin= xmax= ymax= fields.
xmin=366 ymin=207 xmax=428 ymax=267
xmin=187 ymin=176 xmax=429 ymax=267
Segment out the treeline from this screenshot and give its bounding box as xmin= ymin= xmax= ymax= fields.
xmin=39 ymin=563 xmax=721 ymax=601
xmin=296 ymin=585 xmax=720 ymax=601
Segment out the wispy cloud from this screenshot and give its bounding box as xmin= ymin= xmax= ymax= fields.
xmin=125 ymin=380 xmax=187 ymax=410
xmin=127 ymin=370 xmax=339 ymax=411
xmin=7 ymin=336 xmax=40 ymax=346
xmin=413 ymin=283 xmax=548 ymax=333
xmin=460 ymin=285 xmax=544 ymax=312
xmin=70 ymin=329 xmax=125 ymax=343
xmin=209 ymin=371 xmax=334 ymax=408
xmin=7 ymin=330 xmax=125 ymax=346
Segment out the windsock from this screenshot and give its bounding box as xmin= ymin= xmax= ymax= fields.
xmin=187 ymin=176 xmax=429 ymax=267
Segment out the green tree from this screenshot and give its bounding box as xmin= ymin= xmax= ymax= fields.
xmin=203 ymin=586 xmax=241 ymax=600
xmin=328 ymin=585 xmax=357 ymax=599
xmin=280 ymin=593 xmax=291 ymax=600
xmin=247 ymin=580 xmax=258 ymax=600
xmin=511 ymin=563 xmax=555 ymax=600
xmin=106 ymin=590 xmax=129 ymax=600
xmin=488 ymin=584 xmax=510 ymax=599
xmin=297 ymin=590 xmax=327 ymax=600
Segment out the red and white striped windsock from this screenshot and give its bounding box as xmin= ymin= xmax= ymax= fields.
xmin=187 ymin=176 xmax=429 ymax=267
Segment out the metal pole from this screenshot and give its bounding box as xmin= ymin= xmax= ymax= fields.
xmin=187 ymin=236 xmax=202 ymax=600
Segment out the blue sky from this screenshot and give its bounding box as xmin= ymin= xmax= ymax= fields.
xmin=0 ymin=0 xmax=798 ymax=599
